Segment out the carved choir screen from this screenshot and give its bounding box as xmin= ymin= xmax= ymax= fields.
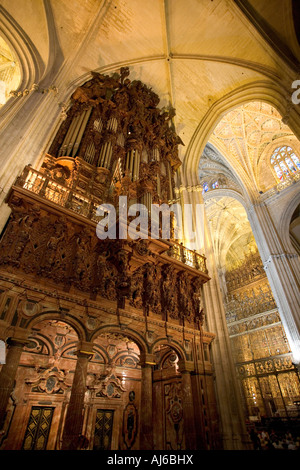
xmin=224 ymin=250 xmax=300 ymax=422
xmin=0 ymin=317 xmax=143 ymax=450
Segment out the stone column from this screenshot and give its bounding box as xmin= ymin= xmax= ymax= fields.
xmin=0 ymin=337 xmax=28 ymax=430
xmin=178 ymin=361 xmax=197 ymax=450
xmin=140 ymin=353 xmax=154 ymax=450
xmin=178 ymin=183 xmax=251 ymax=450
xmin=61 ymin=341 xmax=93 ymax=450
xmin=247 ymin=202 xmax=300 ymax=363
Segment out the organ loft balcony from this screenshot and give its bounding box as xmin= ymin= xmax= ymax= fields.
xmin=0 ymin=68 xmax=210 ymax=328
xmin=6 ymin=159 xmax=208 ymax=279
xmin=1 ymin=157 xmax=209 ymax=328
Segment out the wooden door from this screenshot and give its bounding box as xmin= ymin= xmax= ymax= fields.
xmin=93 ymin=409 xmax=114 ymax=450
xmin=22 ymin=406 xmax=54 ymax=450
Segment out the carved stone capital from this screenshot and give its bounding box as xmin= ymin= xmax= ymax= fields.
xmin=75 ymin=341 xmax=94 ymax=358
xmin=177 ymin=359 xmax=195 ymax=374
xmin=139 ymin=353 xmax=156 ymax=367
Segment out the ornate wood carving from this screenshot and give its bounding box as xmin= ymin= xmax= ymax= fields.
xmin=87 ymin=366 xmax=126 ymax=399
xmin=123 ymin=391 xmax=138 ymax=450
xmin=47 ymin=68 xmax=183 ymax=206
xmin=0 ymin=69 xmax=209 ymax=328
xmin=165 ymin=382 xmax=184 ymax=450
xmin=26 ymin=366 xmax=70 ymax=395
xmin=0 ymin=199 xmax=206 ymax=324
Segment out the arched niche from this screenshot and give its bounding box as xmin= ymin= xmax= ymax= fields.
xmin=289 ymin=204 xmax=300 ymax=255
xmin=87 ymin=329 xmax=142 ymax=451
xmin=23 ymin=318 xmax=79 ymax=364
xmin=90 ymin=326 xmax=147 ymax=357
xmin=26 ymin=310 xmax=87 ymax=343
xmin=151 ymin=339 xmax=186 ymax=363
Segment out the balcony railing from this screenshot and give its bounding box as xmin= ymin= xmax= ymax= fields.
xmin=166 ymin=242 xmax=208 ymax=274
xmin=15 ymin=165 xmax=101 ymax=221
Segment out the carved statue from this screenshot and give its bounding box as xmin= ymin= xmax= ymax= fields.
xmin=161 ymin=264 xmax=178 ymax=319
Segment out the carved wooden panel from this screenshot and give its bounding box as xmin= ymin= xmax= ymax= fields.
xmin=164 ymin=382 xmax=184 ymax=450
xmin=122 ymin=400 xmax=138 ymax=449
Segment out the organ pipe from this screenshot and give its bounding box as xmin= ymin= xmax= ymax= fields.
xmin=129 ymin=150 xmax=134 ymax=177
xmin=103 ymin=141 xmax=113 ymax=169
xmin=59 ymin=115 xmax=78 ymax=156
xmin=67 ymin=112 xmax=85 ymax=156
xmin=84 ymin=141 xmax=95 ymax=164
xmin=72 ymin=108 xmax=92 ymax=157
xmin=47 ymin=69 xmax=182 ymax=219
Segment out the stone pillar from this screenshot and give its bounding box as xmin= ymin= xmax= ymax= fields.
xmin=178 ymin=361 xmax=197 ymax=450
xmin=178 ymin=183 xmax=251 ymax=450
xmin=247 ymin=202 xmax=300 ymax=363
xmin=0 ymin=337 xmax=27 ymax=429
xmin=61 ymin=341 xmax=93 ymax=450
xmin=140 ymin=353 xmax=154 ymax=450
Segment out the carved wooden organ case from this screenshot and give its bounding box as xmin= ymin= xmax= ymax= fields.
xmin=0 ymin=68 xmax=210 ymax=326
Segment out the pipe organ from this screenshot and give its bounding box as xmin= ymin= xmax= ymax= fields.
xmin=48 ymin=68 xmax=183 ymax=217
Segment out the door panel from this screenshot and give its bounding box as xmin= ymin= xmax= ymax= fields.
xmin=93 ymin=409 xmax=114 ymax=450
xmin=22 ymin=406 xmax=54 ymax=450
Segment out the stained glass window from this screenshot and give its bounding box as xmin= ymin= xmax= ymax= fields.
xmin=270 ymin=146 xmax=300 ymax=181
xmin=273 ymin=165 xmax=283 ymax=181
xmin=203 ymin=182 xmax=209 ymax=193
xmin=212 ymin=181 xmax=219 ymax=189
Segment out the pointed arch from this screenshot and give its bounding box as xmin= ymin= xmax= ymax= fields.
xmin=182 ymin=81 xmax=300 ymax=187
xmin=0 ymin=5 xmax=44 ymax=111
xmin=278 ymin=189 xmax=300 ymax=254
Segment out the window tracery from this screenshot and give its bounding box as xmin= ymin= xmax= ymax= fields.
xmin=202 ymin=180 xmax=219 ymax=193
xmin=270 ymin=146 xmax=300 ymax=181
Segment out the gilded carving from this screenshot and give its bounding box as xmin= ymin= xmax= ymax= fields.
xmin=161 ymin=264 xmax=178 ymax=320
xmin=165 ymin=382 xmax=184 ymax=450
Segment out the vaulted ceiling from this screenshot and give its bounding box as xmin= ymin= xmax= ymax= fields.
xmin=204 ymin=195 xmax=256 ymax=270
xmin=200 ymin=101 xmax=298 ymax=195
xmin=1 ymin=0 xmax=299 ymax=164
